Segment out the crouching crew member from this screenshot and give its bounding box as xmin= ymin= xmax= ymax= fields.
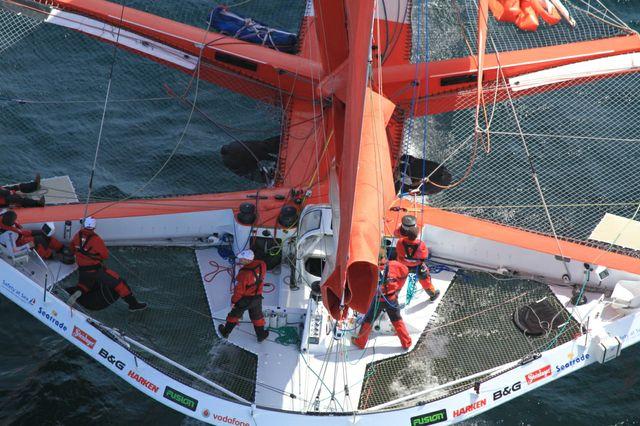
xmin=0 ymin=174 xmax=45 ymax=208
xmin=70 ymin=216 xmax=147 ymax=311
xmin=352 ymin=256 xmax=412 ymax=350
xmin=396 ymin=215 xmax=440 ymax=301
xmin=0 ymin=210 xmax=67 ymax=260
xmin=218 ymin=250 xmax=269 ymax=342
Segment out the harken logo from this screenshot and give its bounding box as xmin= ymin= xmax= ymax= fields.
xmin=163 ymin=386 xmax=198 ymax=411
xmin=453 ymin=398 xmax=487 ymax=417
xmin=98 ymin=348 xmax=125 ymax=371
xmin=410 ymin=408 xmax=447 ymax=425
xmin=525 ymin=365 xmax=552 ymax=384
xmin=128 ymin=370 xmax=159 ymax=393
xmin=493 ymin=381 xmax=521 ymax=401
xmin=72 ymin=326 xmax=96 ymax=349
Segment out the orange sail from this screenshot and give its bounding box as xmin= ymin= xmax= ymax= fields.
xmin=322 ymin=89 xmax=396 ymax=318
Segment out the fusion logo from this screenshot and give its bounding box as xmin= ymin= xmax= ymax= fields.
xmin=556 ymin=354 xmax=590 ymax=373
xmin=128 ymin=370 xmax=159 ymax=393
xmin=37 ymin=307 xmax=68 ymax=332
xmin=2 ymin=279 xmax=36 ymax=306
xmin=163 ymin=386 xmax=198 ymax=412
xmin=453 ymin=399 xmax=487 ymax=417
xmin=525 ymin=365 xmax=552 ymax=384
xmin=493 ymin=381 xmax=521 ymax=401
xmin=98 ymin=348 xmax=125 ymax=371
xmin=410 ymin=409 xmax=447 ymax=425
xmin=72 ymin=326 xmax=96 ymax=349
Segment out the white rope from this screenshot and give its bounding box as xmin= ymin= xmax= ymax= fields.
xmin=489 ymin=130 xmax=640 ymax=144
xmin=487 ymin=30 xmax=573 ymax=279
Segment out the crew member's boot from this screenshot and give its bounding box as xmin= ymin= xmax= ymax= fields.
xmin=254 ymin=325 xmax=269 ymax=342
xmin=426 ymin=289 xmax=440 ymax=301
xmin=123 ymin=294 xmax=148 ymax=312
xmin=351 ymin=322 xmax=373 ymax=349
xmin=218 ymin=322 xmax=236 ymax=338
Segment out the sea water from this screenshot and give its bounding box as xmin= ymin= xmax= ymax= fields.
xmin=1 ymin=1 xmax=640 ymax=425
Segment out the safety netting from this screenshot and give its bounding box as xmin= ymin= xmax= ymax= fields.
xmin=358 ymin=270 xmax=580 ymax=410
xmin=0 ymin=0 xmax=307 ymax=203
xmin=412 ymin=0 xmax=635 ymax=62
xmin=55 ymin=247 xmax=258 ymax=402
xmin=403 ymin=67 xmax=640 ymax=258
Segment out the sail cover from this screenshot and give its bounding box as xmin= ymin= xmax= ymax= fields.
xmin=323 ymin=89 xmax=397 ymax=317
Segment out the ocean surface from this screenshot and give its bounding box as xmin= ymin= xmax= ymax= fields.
xmin=2 ymin=0 xmax=640 ymax=425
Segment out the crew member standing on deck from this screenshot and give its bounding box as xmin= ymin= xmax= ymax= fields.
xmin=352 ymin=252 xmax=412 ymax=350
xmin=395 ymin=215 xmax=440 ymax=301
xmin=218 ymin=249 xmax=270 ymax=342
xmin=70 ymin=216 xmax=147 ymax=311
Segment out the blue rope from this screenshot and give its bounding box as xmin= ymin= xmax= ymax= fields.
xmin=405 ymin=273 xmax=417 ymax=305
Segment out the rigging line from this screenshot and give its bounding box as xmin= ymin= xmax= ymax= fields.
xmin=86 ymin=14 xmax=216 ymax=217
xmin=491 ymin=48 xmax=573 ymax=280
xmin=591 ymin=202 xmax=640 ymax=266
xmin=82 ymin=0 xmax=127 ymax=222
xmin=415 ymin=133 xmax=474 ymax=193
xmin=0 ymin=96 xmax=174 ymax=105
xmin=488 ymin=130 xmax=640 ymax=144
xmin=572 ymin=0 xmax=637 ymax=33
xmin=439 ymin=200 xmax=640 ymax=209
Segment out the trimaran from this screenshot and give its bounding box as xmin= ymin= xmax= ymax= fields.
xmin=1 ymin=0 xmax=640 ymax=424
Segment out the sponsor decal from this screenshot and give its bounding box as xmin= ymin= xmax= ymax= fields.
xmin=555 ymin=353 xmax=590 ymax=373
xmin=2 ymin=279 xmax=36 ymax=306
xmin=37 ymin=307 xmax=68 ymax=332
xmin=620 ymin=328 xmax=640 ymax=342
xmin=410 ymin=409 xmax=447 ymax=425
xmin=211 ymin=413 xmax=250 ymax=426
xmin=127 ymin=370 xmax=159 ymax=393
xmin=163 ymin=386 xmax=198 ymax=412
xmin=98 ymin=348 xmax=125 ymax=371
xmin=72 ymin=326 xmax=96 ymax=349
xmin=493 ymin=381 xmax=521 ymax=401
xmin=525 ymin=365 xmax=552 ymax=384
xmin=453 ymin=399 xmax=487 ymax=417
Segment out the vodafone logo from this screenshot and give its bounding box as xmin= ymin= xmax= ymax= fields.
xmin=525 ymin=365 xmax=552 ymax=384
xmin=72 ymin=326 xmax=96 ymax=349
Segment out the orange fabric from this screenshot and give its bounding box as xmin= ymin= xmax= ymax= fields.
xmin=231 ymin=260 xmax=267 ymax=304
xmin=530 ymin=0 xmax=561 ymax=25
xmin=489 ymin=0 xmax=521 ymax=22
xmin=322 ymin=88 xmax=397 ymax=318
xmin=379 ymin=261 xmax=409 ymax=297
xmin=396 ymin=237 xmax=429 ymax=268
xmin=71 ymin=229 xmax=109 ymax=267
xmin=391 ymin=320 xmax=412 ymax=349
xmin=516 ymin=0 xmax=540 ymax=31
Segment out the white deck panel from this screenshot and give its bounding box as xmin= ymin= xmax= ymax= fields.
xmin=196 ymin=247 xmax=455 ymax=411
xmin=589 ymin=213 xmax=640 ymax=251
xmin=5 ymin=175 xmax=79 ymax=205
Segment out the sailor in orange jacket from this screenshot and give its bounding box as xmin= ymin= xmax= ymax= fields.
xmin=352 ymin=257 xmax=412 ymax=350
xmin=70 ymin=216 xmax=147 ymax=311
xmin=0 ymin=209 xmax=66 ymax=260
xmin=395 ymin=215 xmax=440 ymax=301
xmin=218 ymin=249 xmax=270 ymax=342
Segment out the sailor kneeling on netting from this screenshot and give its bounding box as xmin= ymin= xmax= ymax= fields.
xmin=67 ymin=217 xmax=147 ymax=312
xmin=218 ymin=249 xmax=270 ymax=342
xmin=0 ymin=174 xmax=45 ymax=208
xmin=351 ymin=249 xmax=412 ymax=350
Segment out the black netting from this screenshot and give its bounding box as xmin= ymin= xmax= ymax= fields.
xmin=412 ymin=0 xmax=632 ymax=62
xmin=403 ymin=72 xmax=640 ymax=257
xmin=55 ymin=247 xmax=257 ymax=402
xmin=0 ymin=0 xmax=296 ymax=202
xmin=358 ymin=270 xmax=580 ymax=410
